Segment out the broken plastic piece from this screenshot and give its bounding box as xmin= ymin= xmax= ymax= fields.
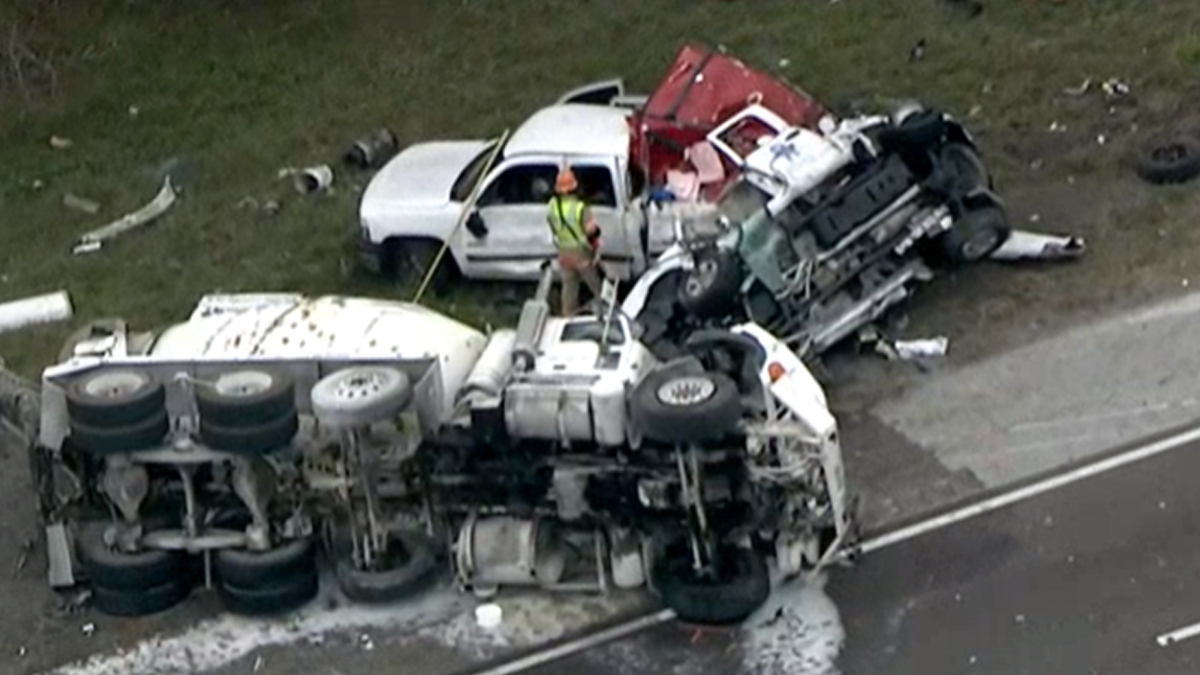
xmin=893 ymin=337 xmax=949 ymax=360
xmin=989 ymin=230 xmax=1086 ymax=262
xmin=0 ymin=291 xmax=73 ymax=335
xmin=279 ymin=165 xmax=334 ymax=194
xmin=72 ymin=177 xmax=178 ymax=253
xmin=62 ymin=193 xmax=100 ymax=215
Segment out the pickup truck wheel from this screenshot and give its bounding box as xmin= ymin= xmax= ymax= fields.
xmin=388 ymin=238 xmax=457 ymax=291
xmin=880 ymin=108 xmax=946 ymax=152
xmin=678 ymin=251 xmax=743 ymax=320
xmin=198 ymin=409 xmax=299 ymax=454
xmin=942 ymin=205 xmax=1011 ymax=264
xmin=218 ymin=569 xmax=319 ymax=616
xmin=311 ymin=366 xmax=412 ymax=428
xmin=333 ymin=528 xmax=440 ymax=604
xmin=652 ymin=541 xmax=770 ymax=626
xmin=92 ymin=578 xmax=191 ymax=617
xmin=630 ymin=368 xmax=741 ymax=445
xmin=70 ymin=410 xmax=171 ymax=455
xmin=195 ymin=368 xmax=297 ymax=427
xmin=76 ymin=520 xmax=186 ymax=590
xmin=66 ymin=369 xmax=165 ymax=427
xmin=940 ymin=142 xmax=990 ymax=193
xmin=214 ymin=537 xmax=316 ymax=588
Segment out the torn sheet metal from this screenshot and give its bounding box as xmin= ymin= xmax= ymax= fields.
xmin=989 ymin=229 xmax=1086 ymax=262
xmin=72 ymin=178 xmax=178 ymax=254
xmin=0 ymin=290 xmax=73 ymax=335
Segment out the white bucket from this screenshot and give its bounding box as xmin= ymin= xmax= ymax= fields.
xmin=0 ymin=290 xmax=74 ymax=335
xmin=293 ymin=165 xmax=334 ymax=194
xmin=475 ymin=603 xmax=503 ymax=629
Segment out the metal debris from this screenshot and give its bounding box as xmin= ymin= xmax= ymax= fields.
xmin=1063 ymin=78 xmax=1092 ymax=96
xmin=1102 ymin=78 xmax=1130 ymax=99
xmin=0 ymin=290 xmax=74 ymax=335
xmin=81 ymin=622 xmax=96 ymax=636
xmin=893 ymin=337 xmax=949 ymax=360
xmin=990 ymin=230 xmax=1086 ymax=262
xmin=279 ymin=165 xmax=334 ymax=194
xmin=63 ymin=193 xmax=101 ymax=215
xmin=344 ymin=129 xmax=399 ymax=169
xmin=17 ymin=646 xmax=26 ymax=657
xmin=252 ymin=655 xmax=264 ymax=672
xmin=359 ymin=633 xmax=375 ymax=651
xmin=72 ymin=177 xmax=179 ymax=254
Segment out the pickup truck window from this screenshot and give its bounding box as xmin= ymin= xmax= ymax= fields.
xmin=478 ymin=163 xmax=559 ymax=207
xmin=451 ymin=140 xmax=503 ymax=203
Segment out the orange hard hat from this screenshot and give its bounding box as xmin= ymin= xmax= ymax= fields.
xmin=555 ymin=166 xmax=578 ymax=194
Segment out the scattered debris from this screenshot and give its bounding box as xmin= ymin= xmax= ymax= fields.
xmin=17 ymin=646 xmax=26 ymax=658
xmin=31 ymin=179 xmax=44 ymax=191
xmin=62 ymin=193 xmax=100 ymax=215
xmin=81 ymin=622 xmax=96 ymax=636
xmin=358 ymin=633 xmax=375 ymax=651
xmin=279 ymin=165 xmax=334 ymax=194
xmin=0 ymin=290 xmax=74 ymax=335
xmin=1048 ymin=121 xmax=1067 ymax=133
xmin=57 ymin=588 xmax=92 ymax=613
xmin=49 ymin=135 xmax=73 ymax=150
xmin=908 ymin=39 xmax=926 ymax=62
xmin=475 ymin=603 xmax=503 ymax=629
xmin=128 ymin=105 xmax=140 ymax=118
xmin=345 ymin=129 xmax=399 ymax=169
xmin=893 ymin=337 xmax=949 ymax=360
xmin=72 ymin=177 xmax=179 ymax=254
xmin=252 ymin=655 xmax=264 ymax=672
xmin=12 ymin=537 xmax=34 ymax=577
xmin=1102 ymin=78 xmax=1130 ymax=99
xmin=991 ymin=230 xmax=1086 ymax=262
xmin=1015 ymin=614 xmax=1026 ymax=624
xmin=1063 ymin=78 xmax=1092 ymax=96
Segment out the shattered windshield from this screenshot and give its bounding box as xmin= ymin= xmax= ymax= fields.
xmin=451 ymin=139 xmax=504 ymax=203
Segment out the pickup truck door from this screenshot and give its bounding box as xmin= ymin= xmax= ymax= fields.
xmin=462 ymin=159 xmax=560 ymax=280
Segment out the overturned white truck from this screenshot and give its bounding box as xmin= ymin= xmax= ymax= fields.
xmin=25 ymin=271 xmax=851 ymax=625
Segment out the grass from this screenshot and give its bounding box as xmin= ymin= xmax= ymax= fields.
xmin=2 ymin=0 xmax=1200 ymax=377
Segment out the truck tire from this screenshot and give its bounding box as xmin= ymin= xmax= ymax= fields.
xmin=1135 ymin=134 xmax=1200 ymax=185
xmin=214 ymin=537 xmax=316 ymax=589
xmin=651 ymin=541 xmax=770 ymax=626
xmin=218 ymin=570 xmax=319 ymax=616
xmin=333 ymin=528 xmax=440 ymax=604
xmin=879 ymin=108 xmax=946 ymax=152
xmin=198 ymin=409 xmax=299 ymax=454
xmin=66 ymin=369 xmax=165 ymax=427
xmin=386 ymin=238 xmax=457 ymax=291
xmin=942 ymin=205 xmax=1011 ymax=264
xmin=76 ymin=520 xmax=185 ymax=590
xmin=195 ymin=368 xmax=297 ymax=427
xmin=311 ymin=366 xmax=412 ymax=428
xmin=630 ymin=368 xmax=741 ymax=445
xmin=70 ymin=410 xmax=171 ymax=455
xmin=678 ymin=251 xmax=743 ymax=320
xmin=92 ymin=579 xmax=191 ymax=617
xmin=939 ymin=142 xmax=990 ymax=193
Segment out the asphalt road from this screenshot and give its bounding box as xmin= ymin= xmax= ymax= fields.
xmin=510 ymin=435 xmax=1200 ymax=675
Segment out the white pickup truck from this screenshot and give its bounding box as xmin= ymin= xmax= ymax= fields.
xmin=356 ymin=91 xmax=726 ymax=286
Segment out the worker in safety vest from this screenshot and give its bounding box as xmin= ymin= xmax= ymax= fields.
xmin=547 ymin=165 xmax=603 ymax=316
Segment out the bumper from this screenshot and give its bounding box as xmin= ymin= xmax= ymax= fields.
xmin=357 ymin=234 xmax=386 ymax=274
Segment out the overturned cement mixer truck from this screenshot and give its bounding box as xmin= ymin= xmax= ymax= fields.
xmin=19 ymin=266 xmax=853 ymax=625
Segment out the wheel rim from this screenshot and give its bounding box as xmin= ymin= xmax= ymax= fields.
xmin=335 ymin=370 xmax=391 ymax=401
xmin=84 ymin=371 xmax=148 ymax=399
xmin=214 ymin=371 xmax=274 ymax=397
xmin=685 ymin=259 xmax=719 ymax=297
xmin=656 ymin=376 xmax=716 ymax=406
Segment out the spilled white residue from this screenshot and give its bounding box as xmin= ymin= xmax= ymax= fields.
xmin=44 ymin=578 xmax=642 ymax=675
xmin=740 ymin=572 xmax=845 ymax=675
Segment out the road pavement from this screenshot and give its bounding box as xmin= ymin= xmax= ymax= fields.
xmin=505 ymin=430 xmax=1200 ymax=675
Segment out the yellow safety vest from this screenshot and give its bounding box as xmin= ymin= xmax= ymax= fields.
xmin=546 ymin=195 xmax=590 ymax=251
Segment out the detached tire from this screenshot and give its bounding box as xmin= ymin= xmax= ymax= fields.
xmin=678 ymin=251 xmax=743 ymax=320
xmin=66 ymin=369 xmax=165 ymax=427
xmin=334 ymin=529 xmax=440 ymax=604
xmin=652 ymin=542 xmax=770 ymax=626
xmin=1136 ymin=135 xmax=1200 ymax=185
xmin=942 ymin=205 xmax=1011 ymax=264
xmin=630 ymin=368 xmax=741 ymax=445
xmin=311 ymin=366 xmax=413 ymax=428
xmin=195 ymin=368 xmax=296 ymax=427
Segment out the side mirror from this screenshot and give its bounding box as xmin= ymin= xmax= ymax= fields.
xmin=466 ymin=211 xmax=488 ymax=238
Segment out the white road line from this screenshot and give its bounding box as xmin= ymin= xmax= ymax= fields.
xmin=465 ymin=609 xmax=677 ymax=675
xmin=846 ymin=423 xmax=1200 ymax=557
xmin=1156 ymin=621 xmax=1200 ymax=647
